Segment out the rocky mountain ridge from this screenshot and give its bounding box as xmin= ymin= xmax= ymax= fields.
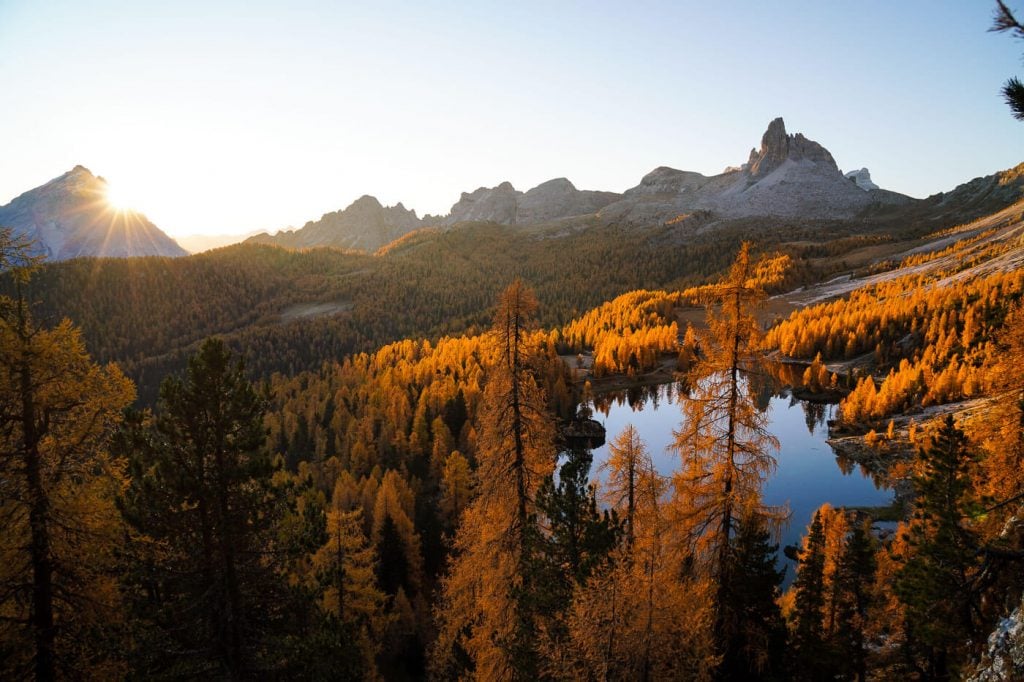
xmin=596 ymin=118 xmax=911 ymax=226
xmin=248 ymin=195 xmax=422 ymax=253
xmin=12 ymin=119 xmax=1023 ymax=258
xmin=252 ymin=117 xmax=920 ymax=251
xmin=443 ymin=177 xmax=621 ymax=226
xmin=0 ymin=166 xmax=186 ymax=260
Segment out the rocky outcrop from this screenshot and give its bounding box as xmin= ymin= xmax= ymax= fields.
xmin=444 ymin=178 xmax=620 ymax=226
xmin=249 ymin=195 xmax=423 ymax=253
xmin=747 ymin=117 xmax=839 ymax=177
xmin=445 ymin=182 xmax=519 ymax=225
xmin=518 ymin=178 xmax=620 ymax=223
xmin=845 ymin=168 xmax=880 ymax=191
xmin=967 ymin=594 xmax=1024 ymax=680
xmin=597 ymin=117 xmax=912 ymax=225
xmin=0 ymin=166 xmax=187 ymax=260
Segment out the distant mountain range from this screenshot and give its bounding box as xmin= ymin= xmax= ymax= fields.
xmin=250 ymin=195 xmax=423 ymax=253
xmin=0 ymin=166 xmax=186 ymax=260
xmin=4 ymin=118 xmax=1023 ymax=260
xmin=249 ymin=117 xmax=1023 ymax=253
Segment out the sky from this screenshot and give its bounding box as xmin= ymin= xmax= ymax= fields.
xmin=1 ymin=1 xmax=1022 ymax=238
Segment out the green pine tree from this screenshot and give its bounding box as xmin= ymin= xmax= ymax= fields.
xmin=790 ymin=510 xmax=829 ymax=681
xmin=718 ymin=513 xmax=788 ymax=681
xmin=832 ymin=519 xmax=877 ymax=682
xmin=894 ymin=415 xmax=982 ymax=680
xmin=119 ymin=338 xmax=285 ymax=678
xmin=993 ymin=1 xmax=1024 ymax=120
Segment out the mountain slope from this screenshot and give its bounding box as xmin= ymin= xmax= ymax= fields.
xmin=248 ymin=195 xmax=423 ymax=252
xmin=0 ymin=166 xmax=186 ymax=260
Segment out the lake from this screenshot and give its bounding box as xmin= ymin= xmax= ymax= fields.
xmin=588 ymin=381 xmax=892 ymax=582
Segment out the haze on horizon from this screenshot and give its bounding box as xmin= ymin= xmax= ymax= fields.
xmin=1 ymin=0 xmax=1022 ymax=239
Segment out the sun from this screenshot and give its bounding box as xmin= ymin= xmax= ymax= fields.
xmin=104 ymin=180 xmax=137 ymax=213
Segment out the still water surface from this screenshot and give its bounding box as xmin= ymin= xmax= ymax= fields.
xmin=589 ymin=382 xmax=892 ymax=581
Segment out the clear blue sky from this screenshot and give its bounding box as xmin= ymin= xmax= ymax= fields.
xmin=1 ymin=0 xmax=1022 ymax=237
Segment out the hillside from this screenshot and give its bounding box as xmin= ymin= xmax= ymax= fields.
xmin=249 ymin=204 xmax=1024 ymax=679
xmin=5 ymin=166 xmax=1024 ymax=681
xmin=8 ymin=157 xmax=1024 ymax=407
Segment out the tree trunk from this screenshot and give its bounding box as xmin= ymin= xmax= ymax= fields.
xmin=18 ymin=298 xmax=56 ymax=682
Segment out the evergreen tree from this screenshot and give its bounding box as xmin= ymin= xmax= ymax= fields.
xmin=536 ymin=446 xmax=621 ymax=588
xmin=718 ymin=513 xmax=788 ymax=681
xmin=791 ymin=510 xmax=829 ymax=680
xmin=993 ymin=1 xmax=1024 ymax=120
xmin=376 ymin=515 xmax=410 ymax=596
xmin=894 ymin=415 xmax=982 ymax=680
xmin=119 ymin=338 xmax=284 ymax=678
xmin=832 ymin=519 xmax=877 ymax=682
xmin=531 ymin=444 xmax=621 ymax=643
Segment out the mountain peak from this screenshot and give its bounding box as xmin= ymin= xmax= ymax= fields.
xmin=747 ymin=117 xmax=838 ymax=177
xmin=0 ymin=167 xmax=186 ymax=260
xmin=530 ymin=177 xmax=577 ymax=193
xmin=350 ymin=194 xmax=384 ymax=209
xmin=844 ymin=168 xmax=880 ymax=191
xmin=762 ymin=116 xmax=788 ymax=148
xmin=249 ymin=192 xmax=423 ymax=253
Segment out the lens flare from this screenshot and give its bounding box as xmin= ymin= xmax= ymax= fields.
xmin=104 ymin=181 xmax=136 ymax=213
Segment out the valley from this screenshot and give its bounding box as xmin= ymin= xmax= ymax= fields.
xmin=3 ymin=117 xmax=1024 ymax=679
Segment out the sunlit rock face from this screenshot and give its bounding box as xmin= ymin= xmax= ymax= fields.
xmin=747 ymin=116 xmax=839 ymax=177
xmin=0 ymin=166 xmax=186 ymax=260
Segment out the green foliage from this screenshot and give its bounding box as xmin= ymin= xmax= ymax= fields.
xmin=832 ymin=520 xmax=877 ymax=682
xmin=118 ymin=338 xmax=286 ymax=678
xmin=894 ymin=415 xmax=983 ymax=680
xmin=532 ymin=446 xmax=622 ymax=627
xmin=790 ymin=510 xmax=828 ymax=679
xmin=992 ymin=1 xmax=1024 ymax=120
xmin=5 ymin=216 xmax=888 ymax=404
xmin=718 ymin=514 xmax=788 ymax=682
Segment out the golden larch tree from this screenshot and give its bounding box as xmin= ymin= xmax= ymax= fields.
xmin=0 ymin=234 xmax=134 ymax=679
xmin=672 ymin=243 xmax=786 ymax=662
xmin=432 ymin=280 xmax=556 ymax=680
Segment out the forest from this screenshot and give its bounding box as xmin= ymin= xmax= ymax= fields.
xmin=1 ymin=212 xmax=913 ymax=405
xmin=4 ymin=213 xmax=1024 ymax=681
